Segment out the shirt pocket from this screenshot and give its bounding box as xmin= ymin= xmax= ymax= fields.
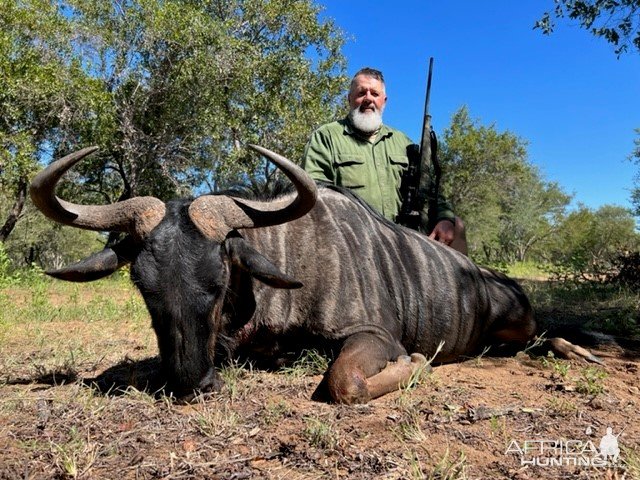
xmin=334 ymin=154 xmax=366 ymax=189
xmin=389 ymin=154 xmax=409 ymax=185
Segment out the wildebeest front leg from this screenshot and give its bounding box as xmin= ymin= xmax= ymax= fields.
xmin=314 ymin=333 xmax=426 ymax=404
xmin=365 ymin=352 xmax=429 ymax=400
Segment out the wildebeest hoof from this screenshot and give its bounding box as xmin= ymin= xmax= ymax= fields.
xmin=326 ymin=368 xmax=370 ymax=404
xmin=177 ymin=390 xmax=217 ymax=405
xmin=410 ymin=353 xmax=432 ymax=374
xmin=410 ymin=353 xmax=427 ymax=365
xmin=548 ymin=338 xmax=605 ymax=365
xmin=198 ymin=368 xmax=224 ymax=393
xmin=397 ymin=355 xmax=412 ymax=364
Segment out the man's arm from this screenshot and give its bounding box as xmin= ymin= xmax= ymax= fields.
xmin=420 ymin=170 xmax=456 ymax=242
xmin=302 ymin=128 xmax=335 ymax=183
xmin=428 ymin=191 xmax=456 ymax=225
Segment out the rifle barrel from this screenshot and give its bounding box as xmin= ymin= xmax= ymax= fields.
xmin=419 ymin=57 xmax=434 ymax=161
xmin=424 ymin=57 xmax=434 ymax=116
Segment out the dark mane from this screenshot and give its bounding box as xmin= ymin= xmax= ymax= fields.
xmin=203 ymin=180 xmax=408 ymax=233
xmin=214 ymin=179 xmax=295 ymax=201
xmin=318 ymin=182 xmax=406 ymax=233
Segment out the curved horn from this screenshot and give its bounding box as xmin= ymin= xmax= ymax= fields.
xmin=46 ymin=236 xmax=141 ymax=282
xmin=30 ymin=147 xmax=166 ymax=239
xmin=188 ymin=145 xmax=317 ymax=241
xmin=46 ymin=246 xmax=126 ymax=282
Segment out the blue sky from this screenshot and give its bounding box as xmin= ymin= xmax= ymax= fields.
xmin=317 ymin=0 xmax=640 ymax=211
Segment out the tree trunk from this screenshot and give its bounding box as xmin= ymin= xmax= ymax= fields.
xmin=0 ymin=177 xmax=27 ymax=242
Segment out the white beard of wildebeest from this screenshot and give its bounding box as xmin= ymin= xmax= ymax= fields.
xmin=348 ymin=104 xmax=383 ymax=134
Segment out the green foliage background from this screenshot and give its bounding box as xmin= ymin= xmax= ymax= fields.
xmin=1 ymin=0 xmax=638 ymax=278
xmin=439 ymin=107 xmax=639 ymax=270
xmin=1 ymin=0 xmax=348 ymax=267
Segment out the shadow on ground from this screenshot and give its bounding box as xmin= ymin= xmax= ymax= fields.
xmin=4 ymin=356 xmax=167 ymax=396
xmin=82 ymin=356 xmax=167 ymax=395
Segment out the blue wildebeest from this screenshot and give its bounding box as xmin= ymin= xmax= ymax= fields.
xmin=30 ymin=145 xmax=596 ymax=404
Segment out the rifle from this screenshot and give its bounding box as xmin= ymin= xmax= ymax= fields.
xmin=398 ymin=57 xmax=441 ymax=232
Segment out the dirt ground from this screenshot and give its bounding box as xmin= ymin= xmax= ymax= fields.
xmin=1 ymin=285 xmax=639 ymax=479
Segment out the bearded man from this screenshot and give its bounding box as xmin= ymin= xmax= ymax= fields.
xmin=303 ymin=67 xmax=467 ymax=254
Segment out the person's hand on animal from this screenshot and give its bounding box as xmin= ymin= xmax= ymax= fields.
xmin=429 ymin=219 xmax=455 ymax=246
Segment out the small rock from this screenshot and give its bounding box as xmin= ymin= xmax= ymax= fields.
xmin=589 ymin=397 xmax=604 ymax=410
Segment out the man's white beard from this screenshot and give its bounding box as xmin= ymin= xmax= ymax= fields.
xmin=349 ymin=106 xmax=383 ymax=134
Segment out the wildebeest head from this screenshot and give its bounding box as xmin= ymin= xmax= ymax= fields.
xmin=29 ymin=145 xmax=317 ymax=396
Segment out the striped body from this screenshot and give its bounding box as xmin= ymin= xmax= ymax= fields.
xmin=233 ymin=185 xmax=532 ymax=364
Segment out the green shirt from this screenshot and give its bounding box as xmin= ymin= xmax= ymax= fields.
xmin=302 ymin=118 xmax=455 ymax=226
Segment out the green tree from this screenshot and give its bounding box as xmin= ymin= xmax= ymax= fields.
xmin=57 ymin=0 xmax=347 ymax=202
xmin=0 ymin=190 xmax=104 ymax=269
xmin=548 ymin=204 xmax=640 ymax=277
xmin=536 ymin=0 xmax=640 ymax=56
xmin=0 ymin=0 xmax=104 ymax=242
xmin=2 ymin=0 xmax=347 ymax=266
xmin=498 ymin=172 xmax=570 ymax=262
xmin=439 ymin=107 xmax=569 ymax=263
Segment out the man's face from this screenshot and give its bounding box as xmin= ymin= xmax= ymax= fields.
xmin=348 ymin=75 xmax=387 ymax=114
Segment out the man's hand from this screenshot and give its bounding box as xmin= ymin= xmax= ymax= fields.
xmin=428 ymin=219 xmax=455 ymax=246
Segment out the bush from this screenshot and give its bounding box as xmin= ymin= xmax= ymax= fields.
xmin=545 ymin=250 xmax=640 ymax=295
xmin=0 ymin=242 xmax=50 ymax=287
xmin=609 ymin=251 xmax=640 ymax=291
xmin=0 ymin=242 xmax=12 ymax=286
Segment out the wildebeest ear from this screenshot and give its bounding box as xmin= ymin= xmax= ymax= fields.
xmin=46 ymin=237 xmax=140 ymax=282
xmin=224 ymin=237 xmax=303 ymax=289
